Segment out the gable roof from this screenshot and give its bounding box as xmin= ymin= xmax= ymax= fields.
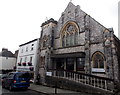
xmin=64 ymin=2 xmax=76 ymax=12
xmin=0 ymin=49 xmax=15 ymax=58
xmin=19 ymin=38 xmax=39 ymax=47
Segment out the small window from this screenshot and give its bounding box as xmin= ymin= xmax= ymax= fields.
xmin=25 ymin=57 xmax=27 ymax=63
xmin=20 ymin=58 xmax=22 ymax=63
xmin=31 ymin=47 xmax=33 ymax=51
xmin=21 ymin=49 xmax=23 ymax=53
xmin=26 ymin=47 xmax=28 ymax=52
xmin=31 ymin=44 xmax=34 ymax=51
xmin=30 ymin=57 xmax=32 ymax=63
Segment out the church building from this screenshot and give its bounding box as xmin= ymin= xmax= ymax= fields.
xmin=38 ymin=2 xmax=120 ymax=85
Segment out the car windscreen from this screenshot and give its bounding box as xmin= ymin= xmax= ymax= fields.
xmin=16 ymin=73 xmax=30 ymax=78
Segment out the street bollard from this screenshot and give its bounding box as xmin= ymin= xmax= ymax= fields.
xmin=54 ymin=82 xmax=57 ymax=94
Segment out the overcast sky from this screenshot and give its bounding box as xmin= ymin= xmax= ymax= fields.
xmin=0 ymin=0 xmax=119 ymax=53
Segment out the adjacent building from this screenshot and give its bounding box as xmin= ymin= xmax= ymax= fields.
xmin=38 ymin=2 xmax=120 ymax=84
xmin=16 ymin=38 xmax=39 ymax=81
xmin=0 ymin=48 xmax=16 ymax=73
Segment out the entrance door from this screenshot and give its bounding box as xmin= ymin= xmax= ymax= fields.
xmin=66 ymin=58 xmax=74 ymax=71
xmin=56 ymin=58 xmax=64 ymax=70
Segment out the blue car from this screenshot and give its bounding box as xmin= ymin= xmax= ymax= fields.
xmin=2 ymin=72 xmax=31 ymax=91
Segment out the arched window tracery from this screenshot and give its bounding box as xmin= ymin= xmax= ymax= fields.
xmin=60 ymin=21 xmax=79 ymax=47
xmin=92 ymin=52 xmax=105 ymax=69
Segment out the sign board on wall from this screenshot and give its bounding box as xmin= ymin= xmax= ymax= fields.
xmin=92 ymin=68 xmax=105 ymax=72
xmin=46 ymin=72 xmax=52 ymax=76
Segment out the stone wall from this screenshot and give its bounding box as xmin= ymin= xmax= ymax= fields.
xmin=54 ymin=2 xmax=86 ymax=49
xmin=45 ymin=76 xmax=113 ymax=95
xmin=38 ymin=2 xmax=120 ymax=85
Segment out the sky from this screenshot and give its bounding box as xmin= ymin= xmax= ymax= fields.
xmin=0 ymin=0 xmax=119 ymax=53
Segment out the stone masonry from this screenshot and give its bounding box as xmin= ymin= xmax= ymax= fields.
xmin=38 ymin=2 xmax=120 ymax=85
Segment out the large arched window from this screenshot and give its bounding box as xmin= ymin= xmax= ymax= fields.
xmin=60 ymin=21 xmax=79 ymax=47
xmin=92 ymin=52 xmax=105 ymax=72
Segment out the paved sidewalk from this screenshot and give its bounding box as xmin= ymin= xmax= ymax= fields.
xmin=29 ymin=83 xmax=81 ymax=95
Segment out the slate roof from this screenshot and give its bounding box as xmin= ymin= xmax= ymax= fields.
xmin=19 ymin=38 xmax=38 ymax=47
xmin=0 ymin=49 xmax=15 ymax=58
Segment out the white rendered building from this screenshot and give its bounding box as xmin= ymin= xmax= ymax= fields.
xmin=0 ymin=48 xmax=16 ymax=73
xmin=17 ymin=38 xmax=39 ymax=76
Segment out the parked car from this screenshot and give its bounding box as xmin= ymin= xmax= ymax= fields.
xmin=2 ymin=72 xmax=31 ymax=91
xmin=1 ymin=74 xmax=7 ymax=82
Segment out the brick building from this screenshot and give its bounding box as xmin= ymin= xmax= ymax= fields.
xmin=38 ymin=2 xmax=120 ymax=84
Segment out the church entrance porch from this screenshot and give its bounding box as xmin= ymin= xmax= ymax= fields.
xmin=50 ymin=52 xmax=85 ymax=73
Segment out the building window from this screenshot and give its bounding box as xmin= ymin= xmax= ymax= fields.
xmin=31 ymin=44 xmax=34 ymax=51
xmin=30 ymin=57 xmax=32 ymax=63
xmin=20 ymin=58 xmax=22 ymax=63
xmin=66 ymin=35 xmax=70 ymax=46
xmin=60 ymin=21 xmax=79 ymax=47
xmin=21 ymin=49 xmax=23 ymax=53
xmin=66 ymin=58 xmax=74 ymax=71
xmin=25 ymin=57 xmax=27 ymax=63
xmin=56 ymin=58 xmax=64 ymax=70
xmin=70 ymin=34 xmax=74 ymax=46
xmin=74 ymin=32 xmax=78 ymax=45
xmin=92 ymin=52 xmax=105 ymax=73
xmin=92 ymin=52 xmax=104 ymax=68
xmin=62 ymin=35 xmax=65 ymax=47
xmin=26 ymin=47 xmax=28 ymax=52
xmin=76 ymin=57 xmax=85 ymax=71
xmin=32 ymin=44 xmax=34 ymax=46
xmin=31 ymin=47 xmax=33 ymax=51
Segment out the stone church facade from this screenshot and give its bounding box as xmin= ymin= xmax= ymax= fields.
xmin=38 ymin=2 xmax=120 ymax=84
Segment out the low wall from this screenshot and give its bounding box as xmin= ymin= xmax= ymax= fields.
xmin=45 ymin=76 xmax=113 ymax=95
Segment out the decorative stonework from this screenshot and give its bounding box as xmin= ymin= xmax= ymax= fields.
xmin=38 ymin=2 xmax=120 ymax=85
xmin=105 ymin=39 xmax=111 ymax=47
xmin=60 ymin=21 xmax=79 ymax=37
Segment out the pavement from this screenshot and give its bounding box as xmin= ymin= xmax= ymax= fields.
xmin=29 ymin=83 xmax=82 ymax=95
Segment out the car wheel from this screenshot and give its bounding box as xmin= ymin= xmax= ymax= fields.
xmin=9 ymin=85 xmax=13 ymax=91
xmin=23 ymin=87 xmax=28 ymax=90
